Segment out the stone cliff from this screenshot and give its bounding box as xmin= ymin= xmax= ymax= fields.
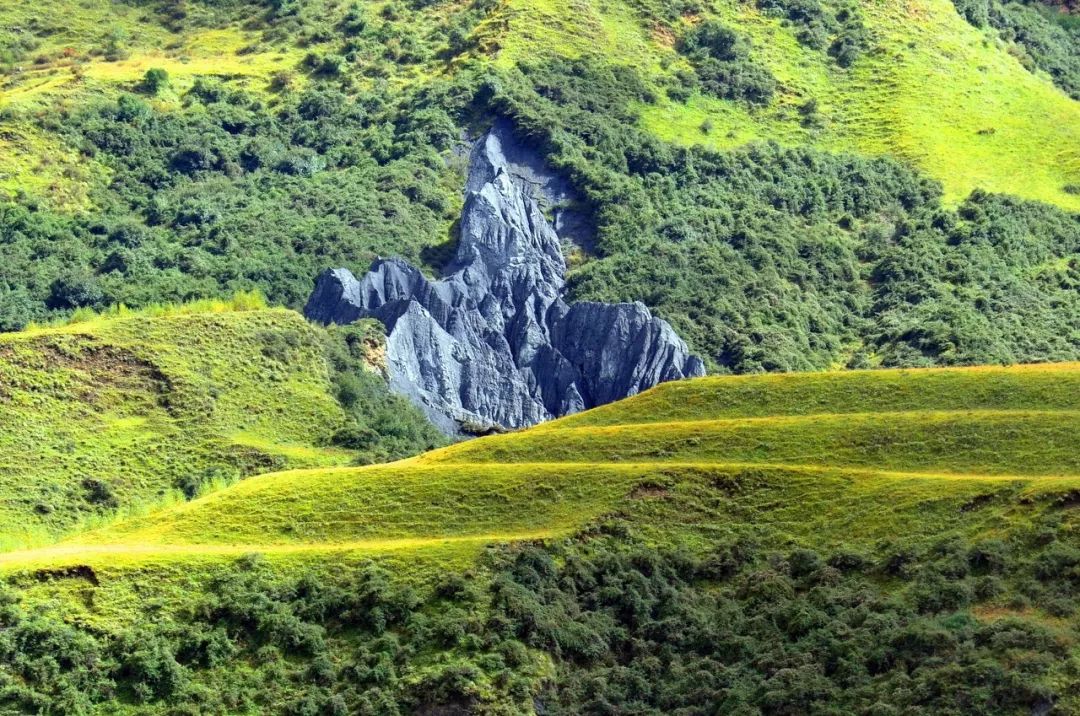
xmin=305 ymin=122 xmax=705 ymax=433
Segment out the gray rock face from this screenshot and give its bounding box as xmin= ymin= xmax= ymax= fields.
xmin=468 ymin=118 xmax=594 ymax=252
xmin=305 ymin=123 xmax=705 ymax=434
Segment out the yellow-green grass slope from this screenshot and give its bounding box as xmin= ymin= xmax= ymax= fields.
xmin=1 ymin=0 xmax=1077 ymax=211
xmin=7 ymin=362 xmax=1078 ymax=583
xmin=0 ymin=298 xmax=350 ymax=550
xmin=479 ymin=0 xmax=1080 ymax=210
xmin=0 ymin=2 xmax=293 ymax=208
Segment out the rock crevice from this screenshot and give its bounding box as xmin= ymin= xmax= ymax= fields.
xmin=305 ymin=123 xmax=704 ymax=434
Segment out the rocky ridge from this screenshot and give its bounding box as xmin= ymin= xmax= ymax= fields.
xmin=305 ymin=123 xmax=705 ymax=433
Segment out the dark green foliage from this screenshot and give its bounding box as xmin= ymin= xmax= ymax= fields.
xmin=0 ymin=27 xmax=39 ymax=70
xmin=955 ymin=0 xmax=993 ymax=26
xmin=0 ymin=18 xmax=1075 ymax=375
xmin=81 ymin=477 xmax=118 ymax=508
xmin=863 ymin=191 xmax=1080 ymax=366
xmin=0 ymin=287 xmax=34 ymax=332
xmin=174 ymin=467 xmax=232 ymax=500
xmin=465 ymin=57 xmax=1079 ymax=371
xmin=677 ymin=21 xmax=777 ymax=104
xmin=140 ymin=68 xmax=170 ymax=95
xmin=952 ymin=0 xmax=1080 ymax=99
xmin=0 ymin=65 xmax=464 ymax=325
xmin=46 ymin=272 xmax=104 ymax=311
xmin=322 ymin=321 xmax=446 ymax=463
xmin=0 ymin=558 xmax=526 ymax=715
xmin=757 ymin=0 xmax=871 ymax=65
xmin=3 ymin=514 xmax=1077 ymax=714
xmin=490 ymin=530 xmax=1072 ymax=715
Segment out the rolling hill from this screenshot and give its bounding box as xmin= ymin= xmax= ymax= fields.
xmin=0 ymin=297 xmax=348 ymax=549
xmin=0 ymin=299 xmax=445 ymax=552
xmin=1 ymin=354 xmax=1078 ymax=712
xmin=6 ymin=360 xmax=1076 ymax=570
xmin=0 ymin=0 xmax=1078 ymax=712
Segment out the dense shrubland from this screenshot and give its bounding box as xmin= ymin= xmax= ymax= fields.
xmin=756 ymin=0 xmax=871 ymax=66
xmin=951 ymin=0 xmax=1080 ymax=99
xmin=3 ymin=515 xmax=1078 ymax=714
xmin=0 ymin=77 xmax=461 ymax=322
xmin=2 ymin=51 xmax=1076 ymax=371
xmin=675 ymin=21 xmax=778 ymax=104
xmin=0 ymin=0 xmax=1076 ymax=371
xmin=322 ymin=320 xmax=446 ymax=462
xmin=466 ymin=57 xmax=1079 ymax=371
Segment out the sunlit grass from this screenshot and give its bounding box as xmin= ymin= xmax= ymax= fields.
xmin=6 ymin=361 xmax=1076 ymax=579
xmin=0 ymin=302 xmax=349 ymax=548
xmin=1 ymin=0 xmax=1075 ymax=210
xmin=639 ymin=0 xmax=1080 ymax=209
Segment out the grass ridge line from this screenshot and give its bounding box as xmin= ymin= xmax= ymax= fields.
xmin=527 ymin=409 xmax=1080 ymax=433
xmin=0 ymin=531 xmax=562 ymax=570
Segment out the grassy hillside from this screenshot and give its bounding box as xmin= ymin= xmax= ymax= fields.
xmin=7 ymin=361 xmax=1071 ymax=568
xmin=0 ymin=297 xmax=353 ymax=549
xmin=0 ymin=299 xmax=447 ymax=552
xmin=2 ymin=0 xmax=1076 ymax=209
xmin=1 ymin=2 xmax=1077 ymax=712
xmin=638 ymin=0 xmax=1080 ymax=209
xmin=1 ymin=362 xmax=1078 ymax=712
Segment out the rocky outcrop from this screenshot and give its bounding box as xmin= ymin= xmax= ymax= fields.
xmin=467 ymin=118 xmax=594 ymax=252
xmin=305 ymin=122 xmax=704 ymax=434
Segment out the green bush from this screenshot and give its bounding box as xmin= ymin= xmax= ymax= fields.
xmin=140 ymin=68 xmax=170 ymax=95
xmin=322 ymin=322 xmax=446 ymax=461
xmin=3 ymin=512 xmax=1078 ymax=714
xmin=677 ymin=21 xmax=777 ymax=104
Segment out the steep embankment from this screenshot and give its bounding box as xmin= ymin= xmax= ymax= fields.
xmin=0 ymin=299 xmax=351 ymax=549
xmin=6 ymin=362 xmax=1077 ymax=573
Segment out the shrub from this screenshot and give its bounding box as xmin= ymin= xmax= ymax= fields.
xmin=677 ymin=21 xmax=777 ymax=104
xmin=141 ymin=67 xmax=170 ymax=95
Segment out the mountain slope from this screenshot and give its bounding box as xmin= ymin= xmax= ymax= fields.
xmin=5 ymin=362 xmax=1077 ymax=568
xmin=2 ymin=362 xmax=1079 ymax=713
xmin=1 ymin=0 xmax=1076 ymax=210
xmin=1 ymin=362 xmax=1078 ymax=713
xmin=1 ymin=1 xmax=1077 ymax=376
xmin=0 ymin=298 xmax=353 ymax=549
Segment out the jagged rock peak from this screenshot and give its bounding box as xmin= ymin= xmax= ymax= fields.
xmin=305 ymin=122 xmax=704 ymax=434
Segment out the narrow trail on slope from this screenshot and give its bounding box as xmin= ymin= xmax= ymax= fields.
xmin=2 ymin=460 xmax=1071 ymax=570
xmin=0 ymin=530 xmax=561 ymax=570
xmin=504 ymin=409 xmax=1080 ymax=433
xmin=408 ymin=461 xmax=1080 ymax=482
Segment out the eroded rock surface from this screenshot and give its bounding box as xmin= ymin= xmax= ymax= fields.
xmin=305 ymin=123 xmax=704 ymax=434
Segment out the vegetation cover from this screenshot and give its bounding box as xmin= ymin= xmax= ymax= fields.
xmin=0 ymin=300 xmax=441 ymax=550
xmin=0 ymin=0 xmax=1076 ymax=372
xmin=0 ymin=0 xmax=1077 ymax=713
xmin=1 ymin=358 xmax=1078 ymax=714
